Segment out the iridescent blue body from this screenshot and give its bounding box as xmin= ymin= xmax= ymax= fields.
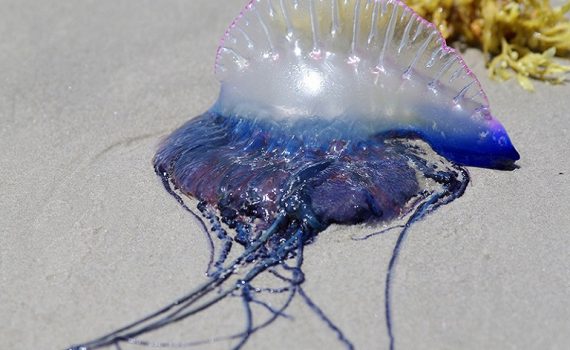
xmin=154 ymin=111 xmax=422 ymax=228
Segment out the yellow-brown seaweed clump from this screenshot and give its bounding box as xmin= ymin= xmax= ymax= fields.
xmin=406 ymin=0 xmax=570 ymax=91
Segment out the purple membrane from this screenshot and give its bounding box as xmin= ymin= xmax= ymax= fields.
xmin=69 ymin=1 xmax=519 ymax=349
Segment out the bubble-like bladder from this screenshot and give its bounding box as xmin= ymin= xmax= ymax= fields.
xmin=69 ymin=1 xmax=519 ymax=349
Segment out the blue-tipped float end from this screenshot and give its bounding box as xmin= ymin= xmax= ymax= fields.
xmin=429 ymin=119 xmax=520 ymax=170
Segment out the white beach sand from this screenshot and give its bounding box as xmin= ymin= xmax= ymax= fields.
xmin=1 ymin=1 xmax=569 ymax=349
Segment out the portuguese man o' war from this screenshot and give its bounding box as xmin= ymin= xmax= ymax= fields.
xmin=69 ymin=0 xmax=519 ymax=349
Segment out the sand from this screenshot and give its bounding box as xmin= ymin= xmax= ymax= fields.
xmin=1 ymin=0 xmax=569 ymax=349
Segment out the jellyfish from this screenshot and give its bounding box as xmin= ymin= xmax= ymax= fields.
xmin=69 ymin=1 xmax=519 ymax=349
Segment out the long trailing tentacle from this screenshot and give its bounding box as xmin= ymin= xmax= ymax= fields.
xmin=234 ymin=285 xmax=255 ymax=350
xmin=298 ymin=287 xmax=355 ymax=350
xmin=154 ymin=164 xmax=215 ymax=274
xmin=285 ymin=228 xmax=355 ymax=349
xmin=67 ymin=211 xmax=290 ymax=350
xmin=125 ymin=228 xmax=305 ymax=349
xmin=384 ymin=165 xmax=470 ymax=350
xmin=125 ymin=281 xmax=298 ymax=348
xmin=198 ymin=203 xmax=234 ymax=277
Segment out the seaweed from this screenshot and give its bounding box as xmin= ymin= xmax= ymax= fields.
xmin=407 ymin=0 xmax=570 ymax=90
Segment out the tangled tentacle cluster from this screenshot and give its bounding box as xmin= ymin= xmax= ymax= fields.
xmin=68 ymin=111 xmax=470 ymax=350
